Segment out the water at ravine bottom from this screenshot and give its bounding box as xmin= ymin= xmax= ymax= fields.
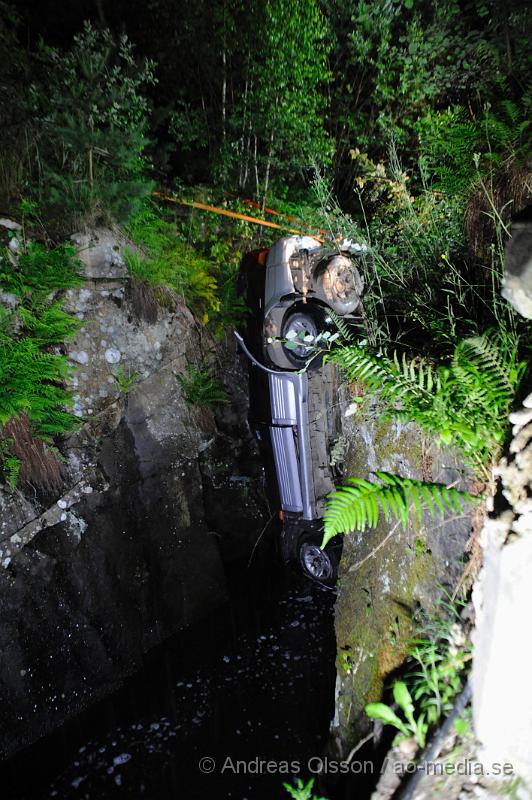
xmin=2 ymin=542 xmax=381 ymax=800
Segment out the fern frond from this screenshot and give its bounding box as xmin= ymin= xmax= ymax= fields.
xmin=20 ymin=302 xmax=80 ymax=344
xmin=322 ymin=472 xmax=478 ymax=546
xmin=328 ymin=345 xmax=437 ymax=408
xmin=328 ymin=309 xmax=357 ymax=343
xmin=453 ymin=331 xmax=521 ymax=399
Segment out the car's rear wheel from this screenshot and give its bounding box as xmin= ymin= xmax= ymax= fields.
xmin=297 ymin=532 xmax=339 ymax=588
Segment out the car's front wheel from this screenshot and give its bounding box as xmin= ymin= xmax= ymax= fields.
xmin=280 ymin=303 xmax=333 ymax=369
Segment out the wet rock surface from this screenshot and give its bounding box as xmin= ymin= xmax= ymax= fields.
xmin=0 ymin=231 xmax=269 ymax=759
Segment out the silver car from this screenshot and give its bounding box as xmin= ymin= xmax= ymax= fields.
xmin=237 ymin=235 xmax=364 ymax=586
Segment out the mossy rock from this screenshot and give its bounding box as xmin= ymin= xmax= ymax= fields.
xmin=332 ymin=404 xmax=471 ymax=752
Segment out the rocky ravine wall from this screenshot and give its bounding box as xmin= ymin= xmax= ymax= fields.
xmin=471 ymin=208 xmax=532 ymax=798
xmin=332 ymin=207 xmax=532 ymax=797
xmin=0 ymin=230 xmax=269 ymax=759
xmin=331 ymin=396 xmax=472 ymax=754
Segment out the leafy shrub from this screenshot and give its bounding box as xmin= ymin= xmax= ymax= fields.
xmin=29 ymin=22 xmax=156 ymax=230
xmin=175 ymin=364 xmax=227 ymax=407
xmin=125 ymin=204 xmax=220 ymax=318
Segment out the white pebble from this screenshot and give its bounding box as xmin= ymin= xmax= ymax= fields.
xmin=113 ymin=753 xmax=131 ymax=766
xmin=71 ymin=351 xmax=89 ymax=365
xmin=105 ymin=348 xmax=121 ymax=364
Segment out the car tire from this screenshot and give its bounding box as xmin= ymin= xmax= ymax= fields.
xmin=315 ymin=255 xmax=363 ymax=316
xmin=280 ymin=303 xmax=332 ymax=369
xmin=297 ymin=531 xmax=340 ymax=588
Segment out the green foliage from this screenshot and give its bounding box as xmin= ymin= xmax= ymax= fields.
xmin=422 ymin=101 xmax=531 ymax=199
xmin=0 ymin=242 xmax=80 ymax=485
xmin=283 ymin=777 xmax=328 ymax=800
xmin=323 ymin=325 xmax=523 ymax=543
xmin=366 ymin=600 xmax=471 ymax=749
xmin=352 ymin=156 xmax=498 ymax=347
xmin=167 ymin=0 xmax=331 ymax=201
xmin=0 ymin=335 xmax=75 ymax=437
xmin=175 ymin=364 xmax=227 ymax=408
xmin=29 ymin=22 xmax=156 ymax=229
xmin=327 ymin=329 xmax=525 ymax=470
xmin=0 ymin=242 xmax=82 ymax=299
xmin=241 ymin=0 xmax=332 ymax=200
xmin=125 ymin=204 xmax=221 ymax=318
xmin=113 ymin=365 xmax=141 ymax=395
xmin=329 ymin=0 xmax=532 ymax=189
xmin=366 ymin=680 xmax=428 ymax=748
xmin=126 ymin=198 xmax=255 ymax=332
xmin=0 ymin=437 xmax=20 ymax=488
xmin=323 ymin=472 xmax=476 ymax=546
xmin=18 ymin=303 xmax=79 ymax=345
xmin=409 ymin=626 xmax=471 ymax=726
xmin=205 ymin=235 xmax=250 ymax=336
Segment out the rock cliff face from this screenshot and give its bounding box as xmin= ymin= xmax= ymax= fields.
xmin=0 ymin=230 xmax=269 ymax=758
xmin=471 ymin=209 xmax=532 ymax=797
xmin=331 ymin=399 xmax=472 ymax=754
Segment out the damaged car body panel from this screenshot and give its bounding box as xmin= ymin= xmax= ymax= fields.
xmin=262 ymin=236 xmax=364 ymax=370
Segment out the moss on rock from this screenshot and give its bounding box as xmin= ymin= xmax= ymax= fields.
xmin=332 ymin=403 xmax=472 ymax=753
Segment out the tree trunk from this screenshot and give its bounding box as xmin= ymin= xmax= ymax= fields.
xmin=261 ymin=127 xmax=275 ymax=213
xmin=221 ymin=44 xmax=227 ymax=141
xmin=253 ymin=134 xmax=260 ymax=201
xmin=238 ymin=77 xmax=249 ymax=188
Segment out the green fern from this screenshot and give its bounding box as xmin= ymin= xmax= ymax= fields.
xmin=19 ymin=301 xmax=80 ymax=344
xmin=0 ymin=440 xmax=20 ymax=488
xmin=113 ymin=364 xmax=141 ymax=394
xmin=328 ymin=309 xmax=357 ymax=343
xmin=0 ymin=338 xmax=76 ymax=435
xmin=425 ymin=100 xmax=531 ymax=198
xmin=327 ymin=344 xmax=437 ymax=408
xmin=175 ymin=364 xmax=228 ymax=407
xmin=125 ymin=204 xmax=221 ymax=316
xmin=328 ymin=329 xmax=524 ymax=469
xmin=323 ymin=472 xmax=478 ymax=546
xmin=0 ymin=241 xmax=81 ymax=486
xmin=0 ymin=242 xmax=82 ymax=299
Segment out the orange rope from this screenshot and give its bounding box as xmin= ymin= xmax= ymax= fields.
xmin=224 ymin=190 xmax=329 ymax=237
xmin=223 ymin=191 xmax=300 ymax=221
xmin=152 ymin=191 xmax=324 ymax=242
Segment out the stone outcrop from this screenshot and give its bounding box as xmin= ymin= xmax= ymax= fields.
xmin=472 ymin=206 xmax=532 ymax=798
xmin=0 ymin=229 xmax=268 ymax=759
xmin=331 ymin=399 xmax=472 ymax=754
